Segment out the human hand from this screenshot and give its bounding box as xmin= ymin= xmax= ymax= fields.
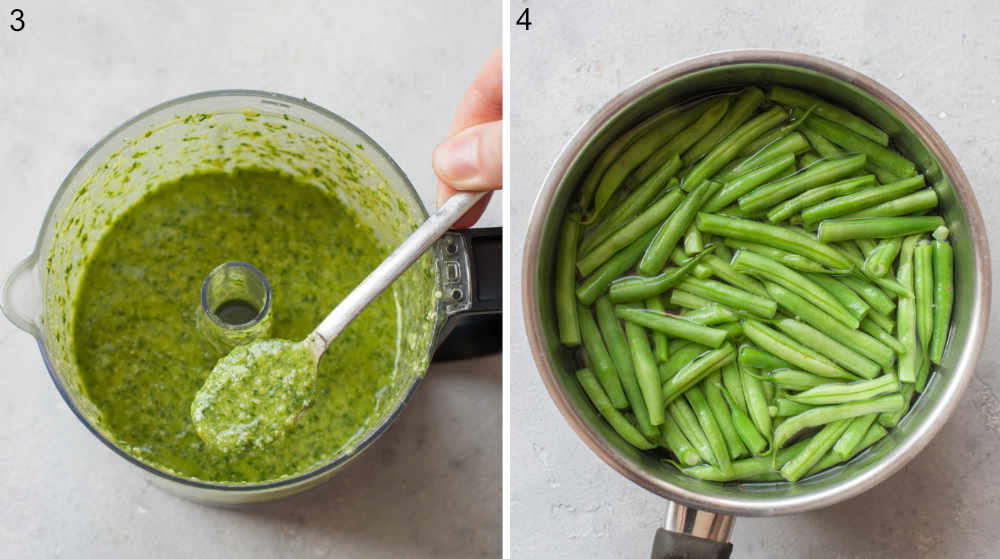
xmin=433 ymin=45 xmax=502 ymax=229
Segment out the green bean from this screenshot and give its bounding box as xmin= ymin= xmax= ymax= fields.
xmin=556 ymin=212 xmax=583 ymax=346
xmin=722 ymin=238 xmax=827 ymax=273
xmin=789 ymin=374 xmax=898 ymax=405
xmin=753 ymin=369 xmax=837 ymax=391
xmin=817 ymin=216 xmax=945 ymax=242
xmin=701 ymin=254 xmax=767 ymax=296
xmin=684 ymin=87 xmax=767 ymax=165
xmin=660 ymin=342 xmax=710 ymax=383
xmin=807 ymin=423 xmax=888 ymax=477
xmin=763 ymin=283 xmax=894 ymax=368
xmin=661 ymin=413 xmax=702 ymax=466
xmin=644 ymin=297 xmax=670 ymax=363
xmin=801 ymin=175 xmax=925 ymax=225
xmin=676 ymin=437 xmax=812 ymax=481
xmin=801 ymin=127 xmax=844 ymax=158
xmin=676 ymin=276 xmax=777 ymax=318
xmin=721 ymin=362 xmax=747 ymax=413
xmin=680 ymin=304 xmax=739 ymax=326
xmin=738 ymin=154 xmax=867 ymax=214
xmin=864 ymin=237 xmax=902 ymax=277
xmin=773 ymin=394 xmax=905 ymax=452
xmin=576 ymin=103 xmax=694 ymax=210
xmin=685 ymin=385 xmax=732 ymax=472
xmin=580 ymin=157 xmax=683 ymax=254
xmin=704 ymin=153 xmax=797 ymax=213
xmin=594 ymin=297 xmax=658 ymax=439
xmin=717 ymin=321 xmax=744 ymax=341
xmin=864 ymin=161 xmax=901 ymax=185
xmin=662 ymin=344 xmax=736 ymax=406
xmin=856 ymin=238 xmax=879 ymax=256
xmin=739 ymin=362 xmax=773 ymax=443
xmin=930 ymin=239 xmax=953 ymax=364
xmin=670 ymin=247 xmax=712 ymax=279
xmin=832 ymin=243 xmax=912 ymax=299
xmin=577 ymin=188 xmax=685 ymax=275
xmin=634 ymin=96 xmax=731 ymax=182
xmin=615 ymin=306 xmax=728 ymax=349
xmin=669 ymin=398 xmax=717 ymax=466
xmin=682 ymin=106 xmax=788 ymax=192
xmin=766 ymin=174 xmax=875 ymax=224
xmin=576 ymin=229 xmax=656 ymax=305
xmin=639 ymin=180 xmax=715 ymax=274
xmin=590 ymin=102 xmax=711 ymax=217
xmin=769 ymin=86 xmax=890 ymax=145
xmin=915 ymin=353 xmax=932 ymax=393
xmin=914 ymin=240 xmax=934 ymax=354
xmin=684 ymin=225 xmax=704 ymax=256
xmin=804 ymin=273 xmax=870 ymax=322
xmin=623 ymin=317 xmax=665 ymax=425
xmin=803 ymin=115 xmax=915 ymax=177
xmin=859 ymin=317 xmax=904 ymax=355
xmin=843 ymin=189 xmax=938 ymax=220
xmin=738 ymin=118 xmax=810 ymax=158
xmin=719 ymin=131 xmax=811 ymax=182
xmin=773 ymin=318 xmax=880 ymax=378
xmin=703 ymin=372 xmax=749 ymax=459
xmin=896 ymin=235 xmax=920 ymax=383
xmin=577 ymin=368 xmax=656 ymax=450
xmin=578 ymin=303 xmax=629 ymax=408
xmin=798 ymin=152 xmax=822 ymax=168
xmin=833 ymin=413 xmax=878 ymax=459
xmin=878 ymin=383 xmax=915 ymax=428
xmin=773 ymin=398 xmax=815 ymax=417
xmin=696 ymin=213 xmax=853 ymax=270
xmin=725 ymin=400 xmax=768 ymax=457
xmin=742 ymin=319 xmax=853 ymax=379
xmin=840 ymin=275 xmax=895 ymax=316
xmin=669 ymin=289 xmax=712 ymax=310
xmin=607 ymin=250 xmax=711 ymax=306
xmin=780 ymin=419 xmax=852 ymax=482
xmin=731 ymin=250 xmax=858 ymax=328
xmin=739 ymin=345 xmax=793 ymax=371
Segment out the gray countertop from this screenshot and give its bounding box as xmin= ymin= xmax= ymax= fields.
xmin=0 ymin=2 xmax=499 ymax=557
xmin=511 ymin=1 xmax=1000 ymax=557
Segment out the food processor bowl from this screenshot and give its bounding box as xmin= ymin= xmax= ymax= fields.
xmin=2 ymin=90 xmax=499 ymax=504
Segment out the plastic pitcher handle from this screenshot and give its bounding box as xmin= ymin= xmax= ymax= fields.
xmin=650 ymin=502 xmax=734 ymax=559
xmin=1 ymin=254 xmax=42 ymax=338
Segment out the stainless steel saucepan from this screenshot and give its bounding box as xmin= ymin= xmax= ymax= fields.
xmin=522 ymin=51 xmax=990 ymax=558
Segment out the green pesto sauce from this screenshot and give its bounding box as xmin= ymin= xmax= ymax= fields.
xmin=191 ymin=338 xmax=316 ymax=453
xmin=73 ymin=168 xmax=399 ymax=483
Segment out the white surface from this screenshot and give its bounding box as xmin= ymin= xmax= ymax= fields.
xmin=511 ymin=1 xmax=1000 ymax=557
xmin=0 ymin=2 xmax=499 ymax=558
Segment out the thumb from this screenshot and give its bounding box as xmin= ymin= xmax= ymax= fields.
xmin=432 ymin=120 xmax=503 ymax=191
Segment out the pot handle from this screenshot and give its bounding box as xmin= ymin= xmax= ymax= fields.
xmin=650 ymin=502 xmax=734 ymax=559
xmin=432 ymin=227 xmax=501 ymax=360
xmin=1 ymin=253 xmax=42 ymax=338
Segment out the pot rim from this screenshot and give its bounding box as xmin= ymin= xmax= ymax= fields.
xmin=521 ymin=49 xmax=991 ymax=516
xmin=31 ymin=89 xmax=430 ymax=493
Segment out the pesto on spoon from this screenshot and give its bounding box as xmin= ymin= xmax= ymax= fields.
xmin=190 ymin=191 xmax=484 ymax=452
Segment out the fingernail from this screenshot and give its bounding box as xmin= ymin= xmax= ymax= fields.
xmin=434 ymin=133 xmax=480 ymax=181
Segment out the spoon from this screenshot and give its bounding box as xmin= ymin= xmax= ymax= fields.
xmin=190 ymin=191 xmax=486 ymax=452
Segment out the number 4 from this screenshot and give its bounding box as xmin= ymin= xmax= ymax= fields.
xmin=516 ymin=8 xmax=531 ymax=30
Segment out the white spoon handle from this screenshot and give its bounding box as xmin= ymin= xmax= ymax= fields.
xmin=310 ymin=191 xmax=486 ymax=354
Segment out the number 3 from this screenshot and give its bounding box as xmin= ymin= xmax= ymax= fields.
xmin=10 ymin=9 xmax=25 ymax=32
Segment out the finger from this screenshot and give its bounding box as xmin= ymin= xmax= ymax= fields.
xmin=433 ymin=120 xmax=503 ymax=191
xmin=449 ymin=44 xmax=503 ymax=134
